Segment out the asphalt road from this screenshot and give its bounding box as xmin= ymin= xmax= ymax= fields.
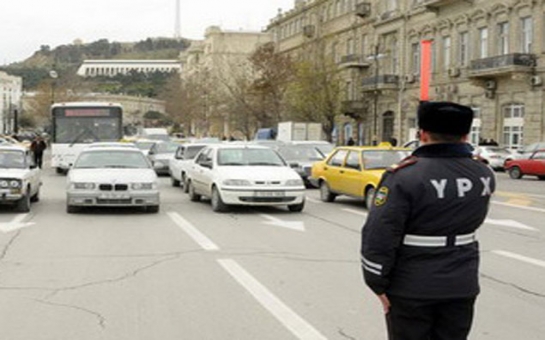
xmin=0 ymin=166 xmax=543 ymax=340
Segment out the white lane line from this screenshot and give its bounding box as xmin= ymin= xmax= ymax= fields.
xmin=260 ymin=214 xmax=305 ymax=232
xmin=342 ymin=208 xmax=368 ymax=218
xmin=305 ymin=197 xmax=321 ymax=204
xmin=492 ymin=250 xmax=545 ymax=269
xmin=484 ymin=219 xmax=537 ymax=232
xmin=492 ymin=201 xmax=545 ymax=213
xmin=218 ymin=259 xmax=327 ymax=340
xmin=167 ymin=212 xmax=219 ymax=251
xmin=11 ymin=213 xmax=29 ymax=224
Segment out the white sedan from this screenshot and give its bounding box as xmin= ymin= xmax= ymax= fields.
xmin=66 ymin=147 xmax=160 ymax=213
xmin=0 ymin=146 xmax=41 ymax=212
xmin=169 ymin=143 xmax=209 ymax=190
xmin=185 ymin=144 xmax=306 ymax=212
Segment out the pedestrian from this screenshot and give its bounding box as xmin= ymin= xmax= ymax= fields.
xmin=347 ymin=137 xmax=355 ymax=146
xmin=361 ymin=101 xmax=495 ymax=340
xmin=30 ymin=136 xmax=47 ymax=168
xmin=389 ymin=137 xmax=398 ymax=146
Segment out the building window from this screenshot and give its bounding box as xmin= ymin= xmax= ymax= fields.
xmin=443 ymin=36 xmax=451 ymax=68
xmin=336 ymin=0 xmax=341 ymax=16
xmin=332 ymin=42 xmax=339 ymax=63
xmin=346 ymin=38 xmax=354 ymax=55
xmin=361 ymin=34 xmax=368 ymax=56
xmin=498 ymin=22 xmax=509 ymax=55
xmin=459 ymin=32 xmax=469 ymax=66
xmin=521 ymin=17 xmax=533 ymax=53
xmin=503 ymin=104 xmax=525 ymax=149
xmin=431 ymin=40 xmax=437 ymax=72
xmin=386 ymin=0 xmax=397 ymax=12
xmin=478 ymin=27 xmax=488 ymax=58
xmin=411 ymin=42 xmax=420 ymax=75
xmin=391 ymin=38 xmax=398 ymax=74
xmin=470 ymin=107 xmax=481 ymax=146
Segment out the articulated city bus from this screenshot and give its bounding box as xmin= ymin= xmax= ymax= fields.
xmin=51 ymin=102 xmax=123 ymax=173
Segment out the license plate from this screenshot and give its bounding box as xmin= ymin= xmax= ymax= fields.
xmin=255 ymin=191 xmax=285 ymax=197
xmin=99 ymin=193 xmax=129 ymax=199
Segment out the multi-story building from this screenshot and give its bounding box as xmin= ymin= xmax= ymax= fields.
xmin=267 ymin=0 xmax=545 ymax=147
xmin=77 ymin=60 xmax=182 ymax=78
xmin=0 ymin=71 xmax=23 ymax=134
xmin=179 ymin=26 xmax=272 ymax=138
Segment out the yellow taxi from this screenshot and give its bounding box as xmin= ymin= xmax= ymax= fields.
xmin=310 ymin=143 xmax=411 ymax=208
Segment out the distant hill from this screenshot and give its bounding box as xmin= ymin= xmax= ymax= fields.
xmin=1 ymin=37 xmax=191 ymax=89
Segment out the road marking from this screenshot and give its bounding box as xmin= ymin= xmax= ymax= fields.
xmin=496 ymin=191 xmax=545 ymax=200
xmin=0 ymin=214 xmax=34 ymax=234
xmin=342 ymin=208 xmax=368 ymax=218
xmin=167 ymin=212 xmax=219 ymax=251
xmin=484 ymin=218 xmax=537 ymax=232
xmin=260 ymin=214 xmax=305 ymax=232
xmin=492 ymin=250 xmax=545 ymax=269
xmin=218 ymin=259 xmax=327 ymax=340
xmin=492 ymin=201 xmax=545 ymax=214
xmin=305 ymin=197 xmax=321 ymax=204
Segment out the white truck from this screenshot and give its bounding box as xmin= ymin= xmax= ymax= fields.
xmin=276 ymin=122 xmax=324 ymax=142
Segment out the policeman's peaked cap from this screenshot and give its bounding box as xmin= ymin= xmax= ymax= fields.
xmin=417 ymin=101 xmax=474 ymax=135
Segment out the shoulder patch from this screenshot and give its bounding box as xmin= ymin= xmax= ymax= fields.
xmin=374 ymin=186 xmax=389 ymax=206
xmin=387 ymin=155 xmax=419 ymax=173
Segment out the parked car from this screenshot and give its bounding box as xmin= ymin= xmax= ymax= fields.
xmin=273 ymin=143 xmax=326 ymax=187
xmin=66 ymin=147 xmax=160 ymax=213
xmin=290 ymin=140 xmax=335 ymax=156
xmin=85 ymin=142 xmax=138 ymax=149
xmin=185 ymin=144 xmax=306 ymax=212
xmin=311 ymin=145 xmax=410 ymax=208
xmin=169 ymin=143 xmax=209 ymax=190
xmin=473 ymin=146 xmax=512 ymax=170
xmin=0 ymin=145 xmax=41 ymax=212
xmin=504 ymin=149 xmax=545 ymax=180
xmin=505 ymin=141 xmax=545 ymax=162
xmin=133 ymin=139 xmax=157 ymax=156
xmin=148 ymin=141 xmax=182 ymax=175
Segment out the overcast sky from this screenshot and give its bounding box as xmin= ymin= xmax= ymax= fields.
xmin=0 ymin=0 xmax=295 ymax=65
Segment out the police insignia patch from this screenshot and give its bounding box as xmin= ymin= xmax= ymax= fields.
xmin=374 ymin=186 xmax=389 ymax=206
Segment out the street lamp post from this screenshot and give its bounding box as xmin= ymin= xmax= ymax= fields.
xmin=49 ymin=70 xmax=58 ymax=104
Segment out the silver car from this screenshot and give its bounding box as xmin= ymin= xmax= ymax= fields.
xmin=66 ymin=147 xmax=160 ymax=213
xmin=473 ymin=146 xmax=512 ymax=170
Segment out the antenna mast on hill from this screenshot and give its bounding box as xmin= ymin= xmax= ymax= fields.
xmin=174 ymin=0 xmax=181 ymax=40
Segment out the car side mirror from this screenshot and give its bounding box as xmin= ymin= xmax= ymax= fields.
xmin=200 ymin=161 xmax=213 ymax=169
xmin=148 ymin=150 xmax=155 ymax=155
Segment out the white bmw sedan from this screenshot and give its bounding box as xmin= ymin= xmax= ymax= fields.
xmin=185 ymin=144 xmax=306 ymax=212
xmin=66 ymin=147 xmax=160 ymax=213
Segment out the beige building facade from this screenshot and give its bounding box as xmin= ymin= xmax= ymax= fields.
xmin=179 ymin=26 xmax=272 ymax=138
xmin=0 ymin=71 xmax=22 ymax=134
xmin=267 ymin=0 xmax=545 ymax=148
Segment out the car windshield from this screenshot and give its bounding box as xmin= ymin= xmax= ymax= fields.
xmin=74 ymin=150 xmax=150 ymax=169
xmin=155 ymin=142 xmax=180 ymax=154
xmin=277 ymin=145 xmax=324 ymax=162
xmin=0 ymin=150 xmax=26 ymax=169
xmin=135 ymin=141 xmax=156 ymax=151
xmin=186 ymin=145 xmax=206 ymax=159
xmin=217 ymin=148 xmax=286 ymax=166
xmin=362 ymin=150 xmax=409 ymax=170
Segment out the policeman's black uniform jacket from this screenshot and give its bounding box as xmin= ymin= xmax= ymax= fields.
xmin=361 ymin=143 xmax=495 ymax=299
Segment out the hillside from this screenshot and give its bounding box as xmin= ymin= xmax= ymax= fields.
xmin=1 ymin=37 xmax=190 ymax=89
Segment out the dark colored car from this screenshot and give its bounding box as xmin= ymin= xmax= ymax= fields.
xmin=505 ymin=149 xmax=545 ymax=180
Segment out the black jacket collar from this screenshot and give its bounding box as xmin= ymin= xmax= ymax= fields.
xmin=412 ymin=143 xmax=473 ymax=158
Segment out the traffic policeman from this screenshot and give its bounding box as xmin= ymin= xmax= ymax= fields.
xmin=361 ymin=101 xmax=495 ymax=340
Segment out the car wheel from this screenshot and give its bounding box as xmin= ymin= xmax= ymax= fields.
xmin=66 ymin=205 xmax=79 ymax=214
xmin=288 ymin=200 xmax=305 ymax=212
xmin=182 ymin=173 xmax=189 ymax=193
xmin=171 ymin=176 xmax=180 ymax=187
xmin=365 ymin=187 xmax=376 ymax=210
xmin=188 ymin=181 xmax=201 ymax=202
xmin=146 ymin=205 xmax=160 ymax=213
xmin=319 ymin=181 xmax=336 ymax=202
xmin=30 ymin=188 xmax=40 ymax=202
xmin=16 ymin=193 xmax=31 ymax=212
xmin=211 ymin=186 xmax=228 ymax=212
xmin=509 ymin=166 xmax=523 ymax=179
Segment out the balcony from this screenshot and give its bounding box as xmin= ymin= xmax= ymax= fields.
xmin=355 ymin=2 xmax=371 ymax=18
xmin=338 ymin=55 xmax=370 ymax=69
xmin=423 ymin=0 xmax=472 ymax=10
xmin=361 ymin=75 xmax=400 ymax=92
xmin=342 ymin=100 xmax=366 ymax=119
xmin=303 ymin=25 xmax=315 ymax=38
xmin=468 ymin=53 xmax=536 ymax=79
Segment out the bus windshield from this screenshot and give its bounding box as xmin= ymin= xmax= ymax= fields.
xmin=52 ymin=106 xmax=123 ymax=144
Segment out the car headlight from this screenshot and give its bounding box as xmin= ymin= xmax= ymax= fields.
xmin=73 ymin=182 xmax=96 ymax=190
xmin=131 ymin=182 xmax=156 ymax=190
xmin=286 ymin=179 xmax=304 ymax=186
xmin=10 ymin=180 xmax=21 ymax=188
xmin=0 ymin=180 xmax=9 ymax=188
xmin=223 ymin=179 xmax=252 ymax=186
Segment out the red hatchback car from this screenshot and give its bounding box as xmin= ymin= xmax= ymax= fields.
xmin=505 ymin=149 xmax=545 ymax=180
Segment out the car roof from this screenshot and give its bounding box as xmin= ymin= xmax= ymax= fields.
xmin=333 ymin=145 xmax=410 ymax=152
xmin=205 ymin=143 xmax=271 ymax=150
xmin=80 ymin=147 xmax=145 ymax=153
xmin=0 ymin=145 xmax=27 ymax=152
